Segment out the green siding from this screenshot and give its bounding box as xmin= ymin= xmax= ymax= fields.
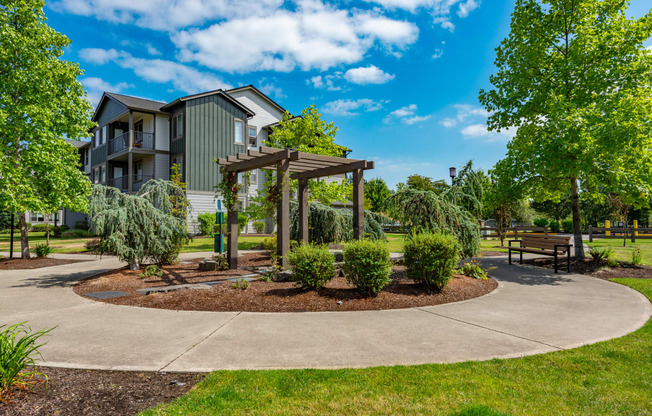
xmin=186 ymin=95 xmax=247 ymax=192
xmin=97 ymin=97 xmax=127 ymax=126
xmin=91 ymin=145 xmax=107 ymax=166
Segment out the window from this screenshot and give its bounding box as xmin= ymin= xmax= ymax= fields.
xmin=94 ymin=130 xmax=100 ymax=147
xmin=99 ymin=165 xmax=105 ymax=183
xmin=234 ymin=119 xmax=244 ymax=144
xmin=84 ymin=148 xmax=89 ymax=165
xmin=134 ymin=161 xmax=143 ymax=181
xmin=30 ymin=213 xmax=38 ymax=222
xmin=174 ymin=113 xmax=183 ymax=138
xmin=102 ymin=125 xmax=108 ymax=145
xmin=93 ymin=167 xmax=100 ymax=184
xmin=250 ymin=169 xmax=257 ymax=184
xmin=248 ymin=126 xmax=257 ymax=147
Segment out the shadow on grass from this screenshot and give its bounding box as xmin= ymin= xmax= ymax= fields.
xmin=449 ymin=405 xmax=510 ymax=416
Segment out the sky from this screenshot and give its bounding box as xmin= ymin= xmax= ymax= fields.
xmin=44 ymin=0 xmax=652 ymax=189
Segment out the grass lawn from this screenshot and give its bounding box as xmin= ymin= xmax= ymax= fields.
xmin=586 ymin=239 xmax=652 ymax=266
xmin=0 ymin=231 xmax=93 ymax=254
xmin=181 ymin=235 xmax=267 ymax=253
xmin=141 ymin=278 xmax=651 ymax=416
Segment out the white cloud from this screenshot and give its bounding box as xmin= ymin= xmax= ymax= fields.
xmin=461 ymin=123 xmax=515 ymax=141
xmin=438 ymin=19 xmax=455 ymax=32
xmin=79 ymin=48 xmax=119 ymax=65
xmin=81 ymin=77 xmax=133 ymax=106
xmin=457 ymin=0 xmax=480 ymax=18
xmin=146 ymin=44 xmax=162 ymax=56
xmin=323 ymin=98 xmax=384 ymax=116
xmin=79 ymin=48 xmax=231 ymax=94
xmin=432 ymin=48 xmax=444 ymax=59
xmin=173 ymin=1 xmax=418 ymax=73
xmin=344 ymin=65 xmax=395 ymax=85
xmin=306 ymin=73 xmax=344 ymax=91
xmin=442 ymin=103 xmax=515 ymax=141
xmin=257 ymin=79 xmax=286 ymax=99
xmin=439 ymin=117 xmax=456 ymax=127
xmin=50 ymin=0 xmax=284 ymax=31
xmin=384 ymin=104 xmax=430 ymax=124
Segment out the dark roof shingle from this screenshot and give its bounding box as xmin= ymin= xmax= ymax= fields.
xmin=105 ymin=92 xmax=167 ymax=113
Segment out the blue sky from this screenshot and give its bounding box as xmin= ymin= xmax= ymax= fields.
xmin=45 ymin=0 xmax=652 ymax=189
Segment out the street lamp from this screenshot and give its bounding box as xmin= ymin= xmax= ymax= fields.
xmin=449 ymin=167 xmax=457 ymax=185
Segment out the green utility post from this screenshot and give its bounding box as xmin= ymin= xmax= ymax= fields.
xmin=214 ymin=200 xmax=225 ymax=253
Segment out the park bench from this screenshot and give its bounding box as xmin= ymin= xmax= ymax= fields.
xmin=508 ymin=235 xmax=573 ymax=273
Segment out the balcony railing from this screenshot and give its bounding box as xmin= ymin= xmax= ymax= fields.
xmin=109 ymin=131 xmax=154 ymax=155
xmin=107 ymin=174 xmax=154 ymax=192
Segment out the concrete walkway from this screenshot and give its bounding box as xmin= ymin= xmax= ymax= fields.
xmin=0 ymin=253 xmax=650 ymax=372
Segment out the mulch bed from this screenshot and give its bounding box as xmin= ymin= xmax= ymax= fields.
xmin=0 ymin=257 xmax=88 ymax=270
xmin=74 ymin=252 xmax=497 ymax=312
xmin=523 ymin=257 xmax=652 ymax=280
xmin=0 ymin=367 xmax=203 ymax=416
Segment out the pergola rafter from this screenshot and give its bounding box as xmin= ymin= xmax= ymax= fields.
xmin=217 ymin=146 xmax=375 ymax=269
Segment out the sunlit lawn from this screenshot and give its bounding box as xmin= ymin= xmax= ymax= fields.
xmin=140 ymin=279 xmax=651 ymax=416
xmin=0 ymin=231 xmax=93 ymax=254
xmin=586 ymin=239 xmax=652 ymax=266
xmin=181 ymin=235 xmax=267 ymax=253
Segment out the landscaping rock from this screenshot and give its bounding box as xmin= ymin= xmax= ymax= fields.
xmin=198 ymin=259 xmax=219 ymax=271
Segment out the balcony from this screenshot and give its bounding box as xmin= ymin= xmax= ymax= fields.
xmin=107 ymin=174 xmax=154 ymax=193
xmin=109 ymin=131 xmax=154 ymax=156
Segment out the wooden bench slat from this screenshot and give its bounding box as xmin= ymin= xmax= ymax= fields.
xmin=509 ymin=235 xmax=572 ymax=273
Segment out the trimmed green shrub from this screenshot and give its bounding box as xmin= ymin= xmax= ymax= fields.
xmin=62 ymin=229 xmax=91 ymax=238
xmin=533 ymin=218 xmax=549 ymax=227
xmin=287 ymin=244 xmax=334 ymax=289
xmin=549 ymin=220 xmax=560 ymax=233
xmin=31 ymin=224 xmax=48 ymax=233
xmin=561 ymin=219 xmax=574 ymax=233
xmin=0 ymin=322 xmax=53 ymax=401
xmin=33 ymin=243 xmax=53 ymax=258
xmin=343 ymin=240 xmax=393 ymax=296
xmin=261 ymin=236 xmax=277 ymax=252
xmin=252 ymin=220 xmax=265 ymax=233
xmin=404 ymin=232 xmax=459 ymax=290
xmin=238 ymin=213 xmax=248 ymax=233
xmin=74 ymin=220 xmax=90 ymax=230
xmin=51 ymin=225 xmax=70 ymax=238
xmin=197 ymin=212 xmax=218 ymax=236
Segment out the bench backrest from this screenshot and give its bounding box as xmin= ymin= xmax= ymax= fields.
xmin=520 ymin=235 xmax=571 ymax=252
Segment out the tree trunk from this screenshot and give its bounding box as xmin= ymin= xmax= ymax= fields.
xmin=570 ymin=177 xmax=585 ymax=259
xmin=45 ymin=215 xmax=50 ymax=246
xmin=129 ymin=259 xmax=140 ymax=270
xmin=19 ymin=214 xmax=30 ymax=259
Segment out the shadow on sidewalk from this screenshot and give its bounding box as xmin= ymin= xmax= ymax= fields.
xmin=11 ymin=268 xmax=118 ymax=289
xmin=477 ymin=257 xmax=573 ymax=286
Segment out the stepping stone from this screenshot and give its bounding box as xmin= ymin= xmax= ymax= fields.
xmin=224 ymin=275 xmax=259 ymax=282
xmin=86 ymin=291 xmax=130 ymax=299
xmin=201 ymin=281 xmax=224 ymax=286
xmin=136 ymin=284 xmax=212 ymax=295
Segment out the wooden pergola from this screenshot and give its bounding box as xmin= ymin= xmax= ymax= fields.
xmin=217 ymin=146 xmax=374 ymax=269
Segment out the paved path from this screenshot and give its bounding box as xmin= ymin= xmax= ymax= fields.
xmin=0 ymin=253 xmax=649 ymax=372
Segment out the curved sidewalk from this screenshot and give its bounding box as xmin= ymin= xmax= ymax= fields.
xmin=0 ymin=253 xmax=650 ymax=372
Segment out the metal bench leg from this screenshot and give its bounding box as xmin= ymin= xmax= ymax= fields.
xmin=567 ymin=249 xmax=571 ymax=273
xmin=508 ymin=248 xmax=512 ymax=265
xmin=554 ymin=251 xmax=558 ymax=274
xmin=520 ymin=251 xmax=523 ymax=264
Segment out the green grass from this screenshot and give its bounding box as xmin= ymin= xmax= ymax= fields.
xmin=586 ymin=239 xmax=652 ymax=266
xmin=181 ymin=236 xmax=267 ymax=253
xmin=0 ymin=232 xmax=93 ymax=254
xmin=141 ymin=278 xmax=652 ymax=416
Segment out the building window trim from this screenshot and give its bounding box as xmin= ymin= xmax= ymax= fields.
xmin=234 ymin=119 xmax=244 ymax=145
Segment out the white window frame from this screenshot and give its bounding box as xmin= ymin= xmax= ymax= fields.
xmin=248 ymin=126 xmax=257 ymax=147
xmin=234 ymin=119 xmax=244 ymax=145
xmin=101 ymin=125 xmax=108 ymax=145
xmin=173 ymin=113 xmax=183 ymax=139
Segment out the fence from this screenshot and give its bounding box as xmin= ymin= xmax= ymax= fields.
xmin=480 ymin=226 xmax=548 ymax=239
xmin=588 ymin=226 xmax=652 ymax=245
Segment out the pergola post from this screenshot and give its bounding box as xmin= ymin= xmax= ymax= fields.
xmin=277 ymin=159 xmax=290 ymax=267
xmin=226 ymin=173 xmax=239 ymax=269
xmin=298 ymin=178 xmax=309 ymax=244
xmin=353 ymin=168 xmax=364 ymax=239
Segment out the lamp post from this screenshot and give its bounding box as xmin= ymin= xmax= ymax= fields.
xmin=449 ymin=167 xmax=457 ymax=185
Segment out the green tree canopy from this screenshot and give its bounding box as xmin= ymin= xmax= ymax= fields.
xmin=530 ymin=197 xmax=572 ymax=222
xmin=364 ymin=177 xmax=391 ymax=213
xmin=0 ymin=0 xmax=94 ymax=257
xmin=397 ymin=174 xmax=449 ymax=195
xmin=479 ymin=0 xmax=652 ymax=257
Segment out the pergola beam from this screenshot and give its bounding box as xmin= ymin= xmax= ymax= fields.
xmin=221 ymin=149 xmax=299 ymax=172
xmin=290 ymin=160 xmax=373 ymax=180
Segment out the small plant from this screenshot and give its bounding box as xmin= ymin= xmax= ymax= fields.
xmin=631 ymin=248 xmax=643 ymax=267
xmin=548 ymin=220 xmax=560 ymax=233
xmin=0 ymin=322 xmax=53 ymax=401
xmin=261 ymin=236 xmax=277 ymax=252
xmin=231 ymin=278 xmax=249 ymax=290
xmin=287 ymin=244 xmax=334 ymax=290
xmin=343 ymin=240 xmax=393 ymax=296
xmin=607 ymin=259 xmax=620 ymax=268
xmin=140 ymin=264 xmax=163 ymax=279
xmin=533 ymin=218 xmax=549 ymax=228
xmin=588 ymin=246 xmax=613 ymax=263
xmin=257 ymin=273 xmax=274 ymax=283
xmin=252 ymin=220 xmax=265 ymax=233
xmin=84 ymin=238 xmax=100 ymax=252
xmin=561 ymin=219 xmax=574 ymax=233
xmin=457 ymin=260 xmax=489 ymax=280
xmin=33 ymin=243 xmax=53 ymax=258
xmin=211 ymin=254 xmax=230 ymax=271
xmin=404 ymin=232 xmax=459 ymax=290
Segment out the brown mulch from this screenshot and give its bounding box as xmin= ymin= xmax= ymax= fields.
xmin=0 ymin=257 xmax=87 ymax=270
xmin=523 ymin=257 xmax=652 ymax=280
xmin=74 ymin=252 xmax=497 ymax=313
xmin=0 ymin=367 xmax=203 ymax=416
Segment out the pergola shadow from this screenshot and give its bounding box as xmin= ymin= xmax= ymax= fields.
xmin=218 ymin=146 xmax=374 ymax=268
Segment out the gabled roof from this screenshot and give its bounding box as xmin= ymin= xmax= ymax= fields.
xmin=65 ymin=139 xmax=91 ymax=149
xmin=225 ymin=85 xmax=286 ymax=114
xmin=92 ymin=92 xmax=167 ymax=122
xmin=161 ymin=89 xmax=255 ymax=117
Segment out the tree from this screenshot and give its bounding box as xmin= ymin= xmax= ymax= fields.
xmin=531 ymin=197 xmax=572 ymax=222
xmin=364 ymin=177 xmax=391 ymax=213
xmin=89 ymin=180 xmax=190 ymax=269
xmin=479 ymin=0 xmax=652 ymax=258
xmin=0 ymin=1 xmax=94 ymax=258
xmin=397 ymin=174 xmax=449 ymax=194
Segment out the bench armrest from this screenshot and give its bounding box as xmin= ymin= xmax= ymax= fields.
xmin=554 ymin=244 xmax=572 ymax=252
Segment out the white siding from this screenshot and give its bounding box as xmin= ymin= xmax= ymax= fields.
xmin=187 ymin=191 xmax=217 ymax=234
xmin=142 ymin=156 xmax=154 ymax=176
xmin=228 ymin=89 xmax=284 ymax=149
xmin=155 ymin=153 xmax=170 ymax=180
xmin=155 ymin=115 xmax=170 ymax=151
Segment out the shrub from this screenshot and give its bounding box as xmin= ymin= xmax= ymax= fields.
xmin=51 ymin=225 xmax=70 ymax=238
xmin=25 ymin=222 xmax=31 ymax=231
xmin=74 ymin=220 xmax=90 ymax=230
xmin=588 ymin=246 xmax=613 ymax=262
xmin=33 ymin=243 xmax=53 ymax=258
xmin=261 ymin=236 xmax=277 ymax=252
xmin=31 ymin=224 xmax=48 ymax=233
xmin=0 ymin=322 xmax=53 ymax=401
xmin=63 ymin=229 xmax=91 ymax=238
xmin=549 ymin=220 xmax=560 ymax=233
xmin=212 ymin=254 xmax=229 ymax=271
xmin=561 ymin=219 xmax=574 ymax=233
xmin=238 ymin=213 xmax=248 ymax=233
xmin=631 ymin=248 xmax=643 ymax=266
xmin=140 ymin=264 xmax=163 ymax=279
xmin=457 ymin=260 xmax=489 ymax=280
xmin=533 ymin=218 xmax=549 ymax=228
xmin=343 ymin=240 xmax=393 ymax=296
xmin=252 ymin=221 xmax=265 ymax=233
xmin=287 ymin=244 xmax=334 ymax=289
xmin=404 ymin=232 xmax=459 ymax=290
xmin=85 ymin=239 xmax=100 ymax=252
xmin=197 ymin=212 xmax=218 ymax=236
xmin=0 ymin=229 xmax=11 ymax=234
